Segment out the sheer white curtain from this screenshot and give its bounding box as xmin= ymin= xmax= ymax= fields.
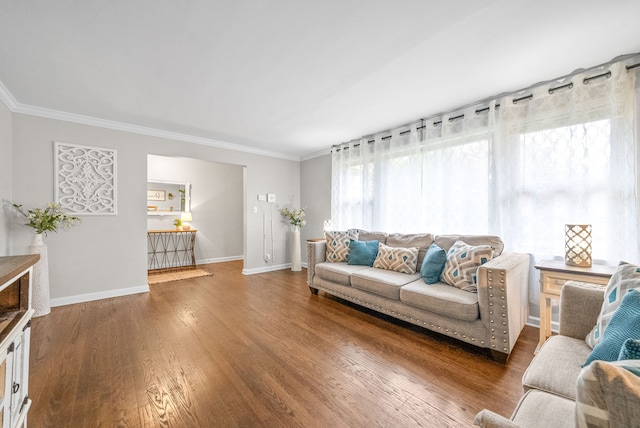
xmin=420 ymin=102 xmax=498 ymax=235
xmin=495 ymin=62 xmax=638 ymax=265
xmin=331 ymin=57 xmax=639 ymax=264
xmin=331 ymin=124 xmax=424 ymax=233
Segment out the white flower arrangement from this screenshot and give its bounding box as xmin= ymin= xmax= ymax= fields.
xmin=12 ymin=202 xmax=80 ymax=236
xmin=280 ymin=207 xmax=306 ymax=227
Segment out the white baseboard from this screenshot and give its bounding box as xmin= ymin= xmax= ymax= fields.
xmin=527 ymin=315 xmax=559 ymax=333
xmin=197 ymin=255 xmax=244 ymax=265
xmin=51 ymin=284 xmax=150 ymax=308
xmin=242 ymin=263 xmax=292 ymax=275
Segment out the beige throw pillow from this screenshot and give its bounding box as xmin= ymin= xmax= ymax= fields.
xmin=325 ymin=230 xmax=359 ymax=262
xmin=373 ymin=242 xmax=419 ymax=274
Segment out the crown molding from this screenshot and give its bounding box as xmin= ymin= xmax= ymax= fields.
xmin=0 ymin=80 xmax=18 ymax=110
xmin=2 ymin=83 xmax=301 ymax=162
xmin=300 ymin=147 xmax=331 ymax=161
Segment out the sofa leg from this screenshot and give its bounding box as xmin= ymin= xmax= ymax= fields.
xmin=490 ymin=350 xmax=509 ymax=364
xmin=309 ymin=287 xmax=318 ymax=295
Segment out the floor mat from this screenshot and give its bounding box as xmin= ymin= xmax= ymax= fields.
xmin=148 ymin=269 xmax=213 ymax=284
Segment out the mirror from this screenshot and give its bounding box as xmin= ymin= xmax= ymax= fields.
xmin=146 ymin=180 xmax=190 ymax=215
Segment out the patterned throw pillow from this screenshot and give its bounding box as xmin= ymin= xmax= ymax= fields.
xmin=440 ymin=240 xmax=494 ymax=292
xmin=576 ymin=360 xmax=640 ymax=428
xmin=618 ymin=338 xmax=640 ymax=360
xmin=584 ymin=289 xmax=640 ymax=366
xmin=325 ymin=230 xmax=359 ymax=262
xmin=373 ymin=243 xmax=419 ymax=274
xmin=586 ymin=262 xmax=640 ymax=349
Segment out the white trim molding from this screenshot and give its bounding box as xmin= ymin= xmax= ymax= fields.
xmin=51 ymin=284 xmax=150 ymax=308
xmin=243 ymin=263 xmax=294 ymax=275
xmin=196 ymin=255 xmax=244 ymax=265
xmin=10 ymin=100 xmax=300 ymax=161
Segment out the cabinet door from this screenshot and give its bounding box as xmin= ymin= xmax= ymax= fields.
xmin=0 ymin=343 xmax=14 ymax=428
xmin=9 ymin=325 xmax=29 ymax=425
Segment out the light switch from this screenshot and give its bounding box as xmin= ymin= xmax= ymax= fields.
xmin=267 ymin=193 xmax=276 ymax=203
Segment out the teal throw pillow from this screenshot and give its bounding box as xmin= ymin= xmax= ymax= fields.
xmin=348 ymin=240 xmax=379 ymax=267
xmin=586 ymin=262 xmax=640 ymax=349
xmin=421 ymin=243 xmax=447 ymax=284
xmin=584 ymin=288 xmax=640 ymax=366
xmin=618 ymin=338 xmax=640 ymax=360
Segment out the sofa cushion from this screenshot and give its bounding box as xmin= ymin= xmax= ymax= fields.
xmin=434 ymin=234 xmax=504 ymax=256
xmin=575 ymin=360 xmax=640 ymax=428
xmin=400 ymin=280 xmax=479 ymax=322
xmin=584 ymin=288 xmax=640 ymax=366
xmin=440 ymin=240 xmax=493 ymax=292
xmin=347 ymin=240 xmax=379 ymax=267
xmin=314 ymin=262 xmax=368 ymax=286
xmin=351 ymin=268 xmax=421 ymax=300
xmin=349 ymin=229 xmax=388 ymax=244
xmin=586 ymin=262 xmax=640 ymax=349
xmin=325 ymin=230 xmax=359 ymax=262
xmin=386 ymin=233 xmax=434 ymax=270
xmin=523 ymin=335 xmax=592 ymax=400
xmin=511 ymin=390 xmax=575 ymax=428
xmin=420 ymin=243 xmax=447 ymax=284
xmin=373 ymin=243 xmax=419 ymax=274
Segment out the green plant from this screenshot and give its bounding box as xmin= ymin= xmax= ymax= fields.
xmin=173 ymin=218 xmax=182 ymax=227
xmin=280 ymin=207 xmax=306 ymax=227
xmin=12 ymin=202 xmax=80 ymax=236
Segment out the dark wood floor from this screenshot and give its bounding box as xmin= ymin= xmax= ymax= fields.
xmin=28 ymin=261 xmax=537 ymax=427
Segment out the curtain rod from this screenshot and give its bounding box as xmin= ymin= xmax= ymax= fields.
xmin=333 ymin=56 xmax=640 ymax=151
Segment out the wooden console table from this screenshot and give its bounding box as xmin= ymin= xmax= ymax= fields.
xmin=0 ymin=254 xmax=39 ymax=428
xmin=147 ymin=230 xmax=197 ymax=272
xmin=535 ymin=260 xmax=616 ymax=351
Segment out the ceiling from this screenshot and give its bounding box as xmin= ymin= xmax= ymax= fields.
xmin=1 ymin=1 xmax=640 ymax=160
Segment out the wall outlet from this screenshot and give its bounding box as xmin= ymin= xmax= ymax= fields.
xmin=253 ymin=206 xmax=258 ymax=214
xmin=257 ymin=194 xmax=267 ymax=201
xmin=264 ymin=253 xmax=271 ymax=262
xmin=267 ymin=193 xmax=276 ymax=203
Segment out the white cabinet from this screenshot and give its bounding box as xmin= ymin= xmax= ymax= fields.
xmin=0 ymin=256 xmax=38 ymax=428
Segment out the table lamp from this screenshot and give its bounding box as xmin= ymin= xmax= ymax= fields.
xmin=181 ymin=212 xmax=193 ymax=231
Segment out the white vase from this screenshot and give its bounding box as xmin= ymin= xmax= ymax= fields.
xmin=29 ymin=233 xmax=51 ymax=317
xmin=290 ymin=226 xmax=302 ymax=271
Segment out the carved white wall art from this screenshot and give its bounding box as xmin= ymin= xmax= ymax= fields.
xmin=54 ymin=142 xmax=118 ymax=215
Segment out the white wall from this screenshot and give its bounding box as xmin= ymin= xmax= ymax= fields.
xmin=147 ymin=154 xmax=244 ymax=262
xmin=10 ymin=113 xmax=300 ymax=304
xmin=300 ymin=154 xmax=331 ymax=262
xmin=0 ymin=101 xmax=11 ymax=256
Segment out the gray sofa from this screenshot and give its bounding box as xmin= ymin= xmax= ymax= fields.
xmin=474 ymin=281 xmax=640 ymax=427
xmin=306 ymin=231 xmax=530 ymax=362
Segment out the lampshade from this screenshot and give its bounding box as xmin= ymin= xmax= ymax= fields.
xmin=181 ymin=212 xmax=193 ymax=222
xmin=565 ymin=224 xmax=592 ymax=267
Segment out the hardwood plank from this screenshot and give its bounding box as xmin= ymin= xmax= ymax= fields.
xmin=29 ymin=260 xmax=537 ymax=427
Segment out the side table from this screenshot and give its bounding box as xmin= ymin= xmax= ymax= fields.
xmin=535 ymin=260 xmax=616 ymax=351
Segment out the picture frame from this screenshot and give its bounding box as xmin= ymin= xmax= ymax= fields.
xmin=147 ymin=190 xmax=166 ymax=201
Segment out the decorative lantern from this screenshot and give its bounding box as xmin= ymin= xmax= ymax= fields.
xmin=565 ymin=224 xmax=592 ymax=267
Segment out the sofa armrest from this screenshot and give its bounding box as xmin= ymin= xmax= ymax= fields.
xmin=306 ymin=240 xmax=326 ymax=286
xmin=558 ymin=281 xmax=605 ymax=340
xmin=474 ymin=409 xmax=520 ymax=428
xmin=477 ymin=252 xmax=530 ymax=358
